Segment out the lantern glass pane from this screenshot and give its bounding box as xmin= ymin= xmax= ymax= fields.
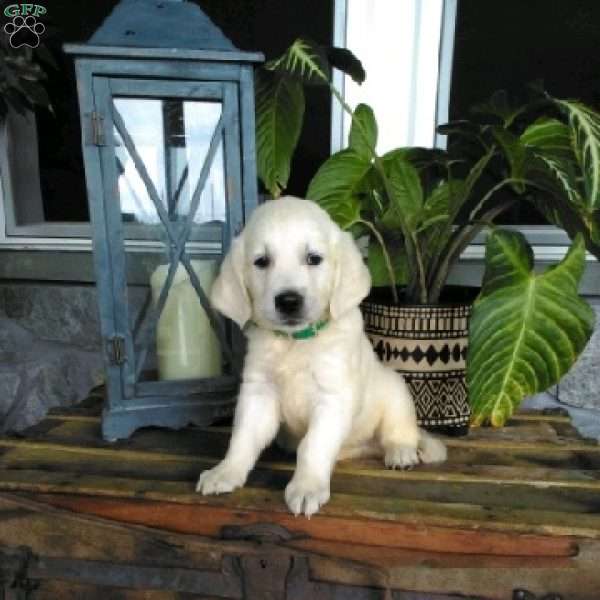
xmin=112 ymin=97 xmax=227 ymax=229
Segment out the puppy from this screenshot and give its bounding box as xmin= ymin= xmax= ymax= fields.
xmin=196 ymin=196 xmax=446 ymax=516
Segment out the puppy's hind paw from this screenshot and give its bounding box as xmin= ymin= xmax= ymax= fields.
xmin=196 ymin=461 xmax=246 ymax=495
xmin=285 ymin=474 xmax=330 ymax=517
xmin=418 ymin=432 xmax=447 ymax=464
xmin=384 ymin=445 xmax=419 ymax=470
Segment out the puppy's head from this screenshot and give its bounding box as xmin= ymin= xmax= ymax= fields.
xmin=211 ymin=196 xmax=371 ymax=332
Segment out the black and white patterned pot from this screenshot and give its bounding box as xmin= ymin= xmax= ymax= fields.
xmin=361 ymin=294 xmax=472 ymax=435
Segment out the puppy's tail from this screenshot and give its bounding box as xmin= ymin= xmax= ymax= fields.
xmin=418 ymin=429 xmax=447 ymax=463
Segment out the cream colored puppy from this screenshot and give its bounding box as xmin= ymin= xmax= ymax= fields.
xmin=196 ymin=196 xmax=446 ymax=516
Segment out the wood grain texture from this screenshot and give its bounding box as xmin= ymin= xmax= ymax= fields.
xmin=29 ymin=494 xmax=579 ymax=558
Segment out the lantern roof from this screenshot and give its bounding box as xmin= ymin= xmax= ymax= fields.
xmin=64 ymin=0 xmax=263 ymax=62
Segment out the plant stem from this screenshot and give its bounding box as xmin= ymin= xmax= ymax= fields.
xmin=429 ymin=197 xmax=517 ymax=302
xmin=359 ymin=219 xmax=399 ymax=304
xmin=411 ymin=233 xmax=429 ymax=304
xmin=369 ymin=156 xmax=428 ymax=303
xmin=427 ymin=178 xmax=530 ymax=302
xmin=468 ymin=178 xmax=529 ymax=222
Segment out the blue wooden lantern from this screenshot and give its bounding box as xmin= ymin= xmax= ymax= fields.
xmin=64 ymin=0 xmax=263 ymax=440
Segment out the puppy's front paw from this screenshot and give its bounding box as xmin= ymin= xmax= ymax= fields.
xmin=196 ymin=461 xmax=246 ymax=495
xmin=384 ymin=444 xmax=419 ymax=470
xmin=285 ymin=474 xmax=330 ymax=517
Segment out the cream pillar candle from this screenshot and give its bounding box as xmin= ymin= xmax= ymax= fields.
xmin=150 ymin=260 xmax=222 ymax=380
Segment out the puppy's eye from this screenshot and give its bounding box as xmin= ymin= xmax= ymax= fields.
xmin=253 ymin=255 xmax=270 ymax=269
xmin=307 ymin=253 xmax=323 ymax=266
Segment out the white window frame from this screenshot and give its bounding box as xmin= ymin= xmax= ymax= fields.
xmin=330 ymin=0 xmax=586 ymax=265
xmin=0 ymin=111 xmax=93 ymax=250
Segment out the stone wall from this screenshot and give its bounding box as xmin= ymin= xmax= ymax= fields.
xmin=0 ymin=282 xmax=149 ymax=432
xmin=0 ymin=318 xmax=103 ymax=432
xmin=558 ymin=297 xmax=600 ymax=410
xmin=0 ymin=284 xmax=102 ymax=351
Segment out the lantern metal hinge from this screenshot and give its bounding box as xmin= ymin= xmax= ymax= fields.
xmin=90 ymin=111 xmax=106 ymax=146
xmin=108 ymin=336 xmax=127 ymax=365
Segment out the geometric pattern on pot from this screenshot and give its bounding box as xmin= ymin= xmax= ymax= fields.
xmin=368 ymin=334 xmax=468 ymax=372
xmin=405 ymin=370 xmax=470 ymax=427
xmin=361 ymin=303 xmax=470 ymax=340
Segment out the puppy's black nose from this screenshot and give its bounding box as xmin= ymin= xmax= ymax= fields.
xmin=275 ymin=290 xmax=304 ymax=315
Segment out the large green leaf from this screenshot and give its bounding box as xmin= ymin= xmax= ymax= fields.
xmin=418 ymin=180 xmax=462 ymax=262
xmin=267 ymin=38 xmax=329 ymax=84
xmin=325 ymin=47 xmax=366 ymax=84
xmin=367 ymin=238 xmax=408 ymax=287
xmin=468 ymin=230 xmax=595 ymax=427
xmin=255 ymin=70 xmax=305 ymax=198
xmin=306 ymin=149 xmax=370 ymax=229
xmin=471 ymin=89 xmax=530 ymax=127
xmin=492 ymin=128 xmax=528 ymax=192
xmin=463 ymin=147 xmax=495 ymax=206
xmin=556 ymin=99 xmax=600 ymax=211
xmin=348 ymin=103 xmax=377 ymax=160
xmin=418 ymin=181 xmax=452 ymax=231
xmin=521 ymin=118 xmax=572 ymax=156
xmin=520 ymin=118 xmax=581 ymax=206
xmin=382 ymin=153 xmax=423 ymax=232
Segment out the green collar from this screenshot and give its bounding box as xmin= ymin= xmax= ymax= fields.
xmin=249 ymin=319 xmax=329 ymax=340
xmin=276 ymin=319 xmax=329 ymax=340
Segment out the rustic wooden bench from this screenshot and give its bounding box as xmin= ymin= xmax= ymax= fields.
xmin=0 ymin=389 xmax=599 ymax=599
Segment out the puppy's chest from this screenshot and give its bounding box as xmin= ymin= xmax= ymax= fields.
xmin=271 ymin=347 xmax=318 ymax=429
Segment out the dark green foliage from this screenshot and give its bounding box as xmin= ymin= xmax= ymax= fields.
xmin=0 ymin=39 xmax=53 ymax=120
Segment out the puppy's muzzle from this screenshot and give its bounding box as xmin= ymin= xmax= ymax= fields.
xmin=274 ymin=290 xmax=304 ymax=317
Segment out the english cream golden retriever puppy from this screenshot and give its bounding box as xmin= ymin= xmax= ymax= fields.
xmin=196 ymin=196 xmax=446 ymax=516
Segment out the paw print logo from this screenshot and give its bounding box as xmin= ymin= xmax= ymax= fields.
xmin=4 ymin=15 xmax=45 ymax=49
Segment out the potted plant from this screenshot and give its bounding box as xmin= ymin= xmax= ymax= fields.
xmin=255 ymin=40 xmax=598 ymax=432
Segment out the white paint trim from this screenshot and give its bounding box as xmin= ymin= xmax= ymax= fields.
xmin=434 ymin=0 xmax=457 ymax=149
xmin=330 ymin=0 xmax=347 ymax=154
xmin=461 ymin=244 xmax=596 ymax=263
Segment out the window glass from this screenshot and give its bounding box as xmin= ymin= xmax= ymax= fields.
xmin=113 ymin=97 xmax=226 ymax=226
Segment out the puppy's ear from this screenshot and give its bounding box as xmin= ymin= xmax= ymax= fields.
xmin=210 ymin=236 xmax=251 ymax=328
xmin=330 ymin=232 xmax=371 ymax=320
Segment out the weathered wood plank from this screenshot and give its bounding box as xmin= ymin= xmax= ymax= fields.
xmin=467 ymin=422 xmax=561 ymax=442
xmin=2 ymin=471 xmax=600 ymax=545
xmin=511 ymin=411 xmax=571 ymax=423
xmin=308 ymin=548 xmax=600 ymax=600
xmin=5 ymin=440 xmax=600 ymax=487
xmin=13 ymin=417 xmax=600 ymax=472
xmin=287 ymin=537 xmax=574 ymax=569
xmin=0 ymin=493 xmax=224 ymax=567
xmin=3 ymin=439 xmax=600 ymax=515
xmin=30 ymin=493 xmax=578 ymax=558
